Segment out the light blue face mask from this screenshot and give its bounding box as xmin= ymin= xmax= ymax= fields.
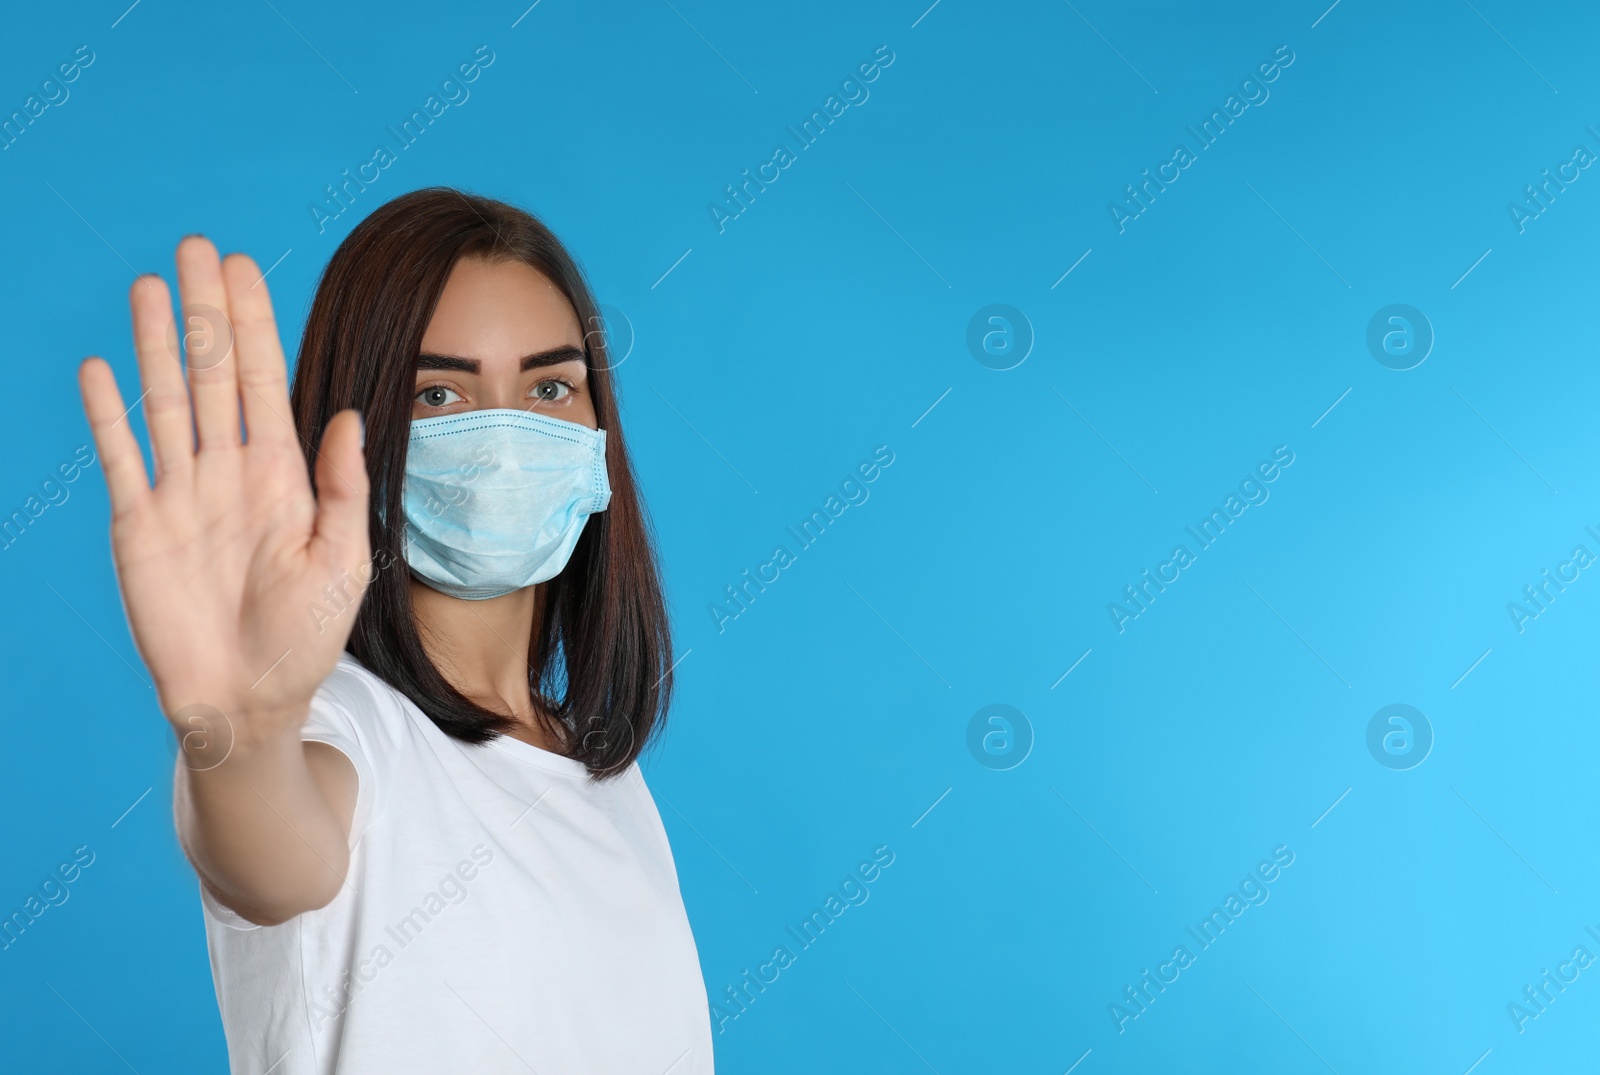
xmin=401 ymin=408 xmax=611 ymax=600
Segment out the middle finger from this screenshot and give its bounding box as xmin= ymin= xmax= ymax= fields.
xmin=174 ymin=235 xmax=240 ymax=451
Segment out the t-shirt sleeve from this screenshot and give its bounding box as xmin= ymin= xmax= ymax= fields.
xmin=198 ymin=655 xmax=392 ymax=932
xmin=198 ymin=655 xmax=392 ymax=934
xmin=298 ymin=655 xmax=390 ymax=848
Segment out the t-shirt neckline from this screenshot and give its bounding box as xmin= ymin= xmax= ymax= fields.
xmin=484 ymin=727 xmax=593 ymax=778
xmin=342 ymin=652 xmax=593 ymax=780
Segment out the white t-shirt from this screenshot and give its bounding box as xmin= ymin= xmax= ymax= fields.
xmin=199 ymin=652 xmax=714 ymax=1074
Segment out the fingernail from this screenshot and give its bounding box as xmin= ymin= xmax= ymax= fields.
xmin=356 ymin=411 xmax=365 ymax=449
xmin=182 ymin=232 xmax=206 ymax=240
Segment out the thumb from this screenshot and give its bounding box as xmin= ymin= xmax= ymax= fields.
xmin=310 ymin=409 xmax=371 ymax=569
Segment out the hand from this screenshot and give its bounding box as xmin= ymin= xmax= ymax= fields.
xmin=77 ymin=236 xmax=371 ymax=756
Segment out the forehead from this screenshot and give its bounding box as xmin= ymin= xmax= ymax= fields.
xmin=421 ymin=257 xmax=582 ymax=355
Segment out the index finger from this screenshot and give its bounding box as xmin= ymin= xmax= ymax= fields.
xmin=221 ymin=253 xmax=300 ymax=453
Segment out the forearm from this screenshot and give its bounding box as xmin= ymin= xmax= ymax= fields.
xmin=173 ymin=710 xmax=350 ymax=926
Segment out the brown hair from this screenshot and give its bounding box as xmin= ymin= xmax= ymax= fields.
xmin=289 ymin=186 xmax=672 ymax=780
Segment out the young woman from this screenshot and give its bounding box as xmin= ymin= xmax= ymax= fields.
xmin=76 ymin=188 xmax=714 ymax=1073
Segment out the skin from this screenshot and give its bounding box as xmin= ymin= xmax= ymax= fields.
xmin=409 ymin=255 xmax=596 ymax=756
xmin=76 ymin=238 xmax=594 ymax=925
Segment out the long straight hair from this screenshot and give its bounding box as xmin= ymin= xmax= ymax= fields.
xmin=289 ymin=186 xmax=671 ymax=780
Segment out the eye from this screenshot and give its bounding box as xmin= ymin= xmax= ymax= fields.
xmin=530 ymin=378 xmax=573 ymax=403
xmin=416 ymin=385 xmax=462 ymax=408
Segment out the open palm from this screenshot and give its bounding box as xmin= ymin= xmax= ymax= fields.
xmin=77 ymin=237 xmax=370 ymax=753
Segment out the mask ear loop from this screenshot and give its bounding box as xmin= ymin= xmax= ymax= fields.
xmin=373 ymin=474 xmax=387 ymax=528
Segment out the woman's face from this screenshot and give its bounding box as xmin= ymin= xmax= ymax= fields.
xmin=412 ymin=256 xmax=596 ymax=430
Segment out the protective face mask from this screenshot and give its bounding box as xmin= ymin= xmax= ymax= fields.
xmin=401 ymin=408 xmax=611 ymax=600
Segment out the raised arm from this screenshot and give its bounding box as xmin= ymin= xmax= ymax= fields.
xmin=77 ymin=236 xmax=371 ymax=925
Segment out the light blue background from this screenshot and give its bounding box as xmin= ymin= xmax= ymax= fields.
xmin=2 ymin=0 xmax=1596 ymax=1071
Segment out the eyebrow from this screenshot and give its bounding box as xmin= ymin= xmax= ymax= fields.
xmin=415 ymin=345 xmax=586 ymax=374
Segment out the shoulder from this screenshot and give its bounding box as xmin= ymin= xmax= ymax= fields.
xmin=309 ymin=652 xmax=410 ymax=740
xmin=316 ymin=651 xmax=389 ymax=715
xmin=303 ymin=653 xmax=412 ymax=825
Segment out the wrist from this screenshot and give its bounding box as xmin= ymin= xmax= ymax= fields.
xmin=165 ymin=698 xmax=310 ymax=772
